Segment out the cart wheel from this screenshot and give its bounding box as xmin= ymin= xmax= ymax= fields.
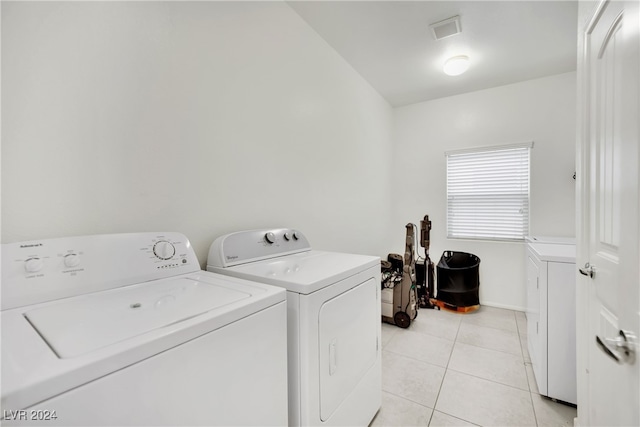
xmin=394 ymin=311 xmax=411 ymax=328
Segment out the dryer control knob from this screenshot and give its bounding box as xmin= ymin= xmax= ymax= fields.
xmin=25 ymin=257 xmax=43 ymax=273
xmin=64 ymin=254 xmax=80 ymax=268
xmin=283 ymin=232 xmax=291 ymax=241
xmin=265 ymin=232 xmax=276 ymax=244
xmin=292 ymin=231 xmax=300 ymax=240
xmin=154 ymin=241 xmax=176 ymax=260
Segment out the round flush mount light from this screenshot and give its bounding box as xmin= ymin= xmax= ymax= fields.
xmin=443 ymin=55 xmax=470 ymax=76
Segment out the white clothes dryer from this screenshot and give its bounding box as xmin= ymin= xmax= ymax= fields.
xmin=1 ymin=232 xmax=288 ymax=426
xmin=207 ymin=228 xmax=381 ymax=427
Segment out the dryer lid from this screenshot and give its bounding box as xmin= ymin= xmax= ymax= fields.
xmin=25 ymin=277 xmax=251 ymax=358
xmin=215 ymin=250 xmax=379 ymax=294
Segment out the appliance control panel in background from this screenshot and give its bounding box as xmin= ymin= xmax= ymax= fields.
xmin=1 ymin=232 xmax=200 ymax=311
xmin=208 ymin=228 xmax=311 ymax=268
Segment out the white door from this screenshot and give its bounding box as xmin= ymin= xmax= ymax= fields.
xmin=577 ymin=0 xmax=640 ymax=425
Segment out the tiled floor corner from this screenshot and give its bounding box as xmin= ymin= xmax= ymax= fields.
xmin=374 ymin=306 xmax=577 ymax=427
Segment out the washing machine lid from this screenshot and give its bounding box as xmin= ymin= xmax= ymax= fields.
xmin=1 ymin=271 xmax=285 ymax=411
xmin=25 ymin=276 xmax=251 ymax=358
xmin=216 ymin=250 xmax=379 ymax=294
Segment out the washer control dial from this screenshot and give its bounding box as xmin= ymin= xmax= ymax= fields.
xmin=153 ymin=241 xmax=176 ymax=260
xmin=25 ymin=257 xmax=44 ymax=273
xmin=264 ymin=232 xmax=276 ymax=244
xmin=64 ymin=253 xmax=80 ymax=268
xmin=283 ymin=232 xmax=291 ymax=241
xmin=292 ymin=231 xmax=299 ymax=240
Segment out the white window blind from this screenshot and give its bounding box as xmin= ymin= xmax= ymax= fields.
xmin=446 ymin=143 xmax=532 ymax=241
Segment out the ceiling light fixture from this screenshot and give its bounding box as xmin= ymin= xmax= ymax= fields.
xmin=443 ymin=55 xmax=470 ymax=76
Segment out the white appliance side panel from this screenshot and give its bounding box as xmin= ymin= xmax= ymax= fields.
xmin=318 ymin=277 xmax=378 ymax=421
xmin=547 ymin=261 xmax=577 ymax=404
xmin=286 ymin=291 xmax=302 ymax=427
xmin=526 ymin=250 xmax=548 ymax=396
xmin=526 ymin=254 xmax=541 ymax=381
xmin=5 ymin=302 xmax=288 ymax=426
xmin=526 ymin=254 xmax=540 ymax=339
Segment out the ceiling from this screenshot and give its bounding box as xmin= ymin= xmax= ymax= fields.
xmin=287 ymin=1 xmax=579 ymax=107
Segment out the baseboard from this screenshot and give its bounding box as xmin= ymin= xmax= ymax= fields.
xmin=480 ymin=301 xmax=525 ymax=312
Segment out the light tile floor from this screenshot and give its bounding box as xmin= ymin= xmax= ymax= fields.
xmin=371 ymin=306 xmax=577 ymax=427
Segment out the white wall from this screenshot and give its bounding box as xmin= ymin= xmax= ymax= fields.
xmin=391 ymin=72 xmax=577 ymax=310
xmin=1 ymin=1 xmax=394 ymax=265
xmin=2 ymin=2 xmax=577 ymax=309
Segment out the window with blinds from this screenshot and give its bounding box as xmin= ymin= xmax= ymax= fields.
xmin=446 ymin=142 xmax=532 ymax=241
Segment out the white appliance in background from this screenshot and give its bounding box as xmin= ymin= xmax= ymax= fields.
xmin=525 ymin=235 xmax=576 ymax=245
xmin=1 ymin=232 xmax=288 ymax=426
xmin=207 ymin=228 xmax=381 ymax=427
xmin=525 ymin=236 xmax=577 ymax=405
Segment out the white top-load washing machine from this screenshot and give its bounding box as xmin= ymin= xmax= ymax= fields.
xmin=207 ymin=228 xmax=381 ymax=427
xmin=1 ymin=232 xmax=288 ymax=426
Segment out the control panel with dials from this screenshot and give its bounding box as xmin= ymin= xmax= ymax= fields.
xmin=1 ymin=232 xmax=200 ymax=311
xmin=208 ymin=228 xmax=311 ymax=268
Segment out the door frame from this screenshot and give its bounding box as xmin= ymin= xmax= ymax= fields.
xmin=575 ymin=1 xmax=596 ymax=423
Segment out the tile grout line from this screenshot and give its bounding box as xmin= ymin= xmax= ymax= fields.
xmin=385 ymin=311 xmax=460 ymax=426
xmin=382 ymin=347 xmax=451 ymax=370
xmin=445 ymin=366 xmax=532 ymax=393
xmin=530 ymin=391 xmax=540 ymax=427
xmin=514 ymin=310 xmax=540 ymax=427
xmin=462 ymin=322 xmax=520 ymax=335
xmin=382 ymin=308 xmax=558 ymax=427
xmin=379 ymin=388 xmax=435 ymax=411
xmin=429 ymin=317 xmax=485 ymax=427
xmin=427 ymin=314 xmax=462 ymax=426
xmin=454 ymin=339 xmax=525 ymax=358
xmin=444 ymin=309 xmax=537 ymax=427
xmin=426 ymin=406 xmax=435 ymax=426
xmin=457 ymin=315 xmax=524 ymax=357
xmin=397 ymin=316 xmax=462 ymax=342
xmin=383 ymin=323 xmax=457 ymax=369
xmin=450 ymin=314 xmax=532 ymax=391
xmin=431 ymin=410 xmax=482 ymax=427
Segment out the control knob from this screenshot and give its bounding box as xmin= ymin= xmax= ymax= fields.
xmin=154 ymin=241 xmax=176 ymax=260
xmin=264 ymin=232 xmax=276 ymax=244
xmin=64 ymin=254 xmax=80 ymax=268
xmin=292 ymin=231 xmax=300 ymax=240
xmin=284 ymin=232 xmax=291 ymax=241
xmin=24 ymin=257 xmax=44 ymax=273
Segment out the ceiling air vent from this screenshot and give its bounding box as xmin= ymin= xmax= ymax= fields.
xmin=429 ymin=16 xmax=462 ymax=41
